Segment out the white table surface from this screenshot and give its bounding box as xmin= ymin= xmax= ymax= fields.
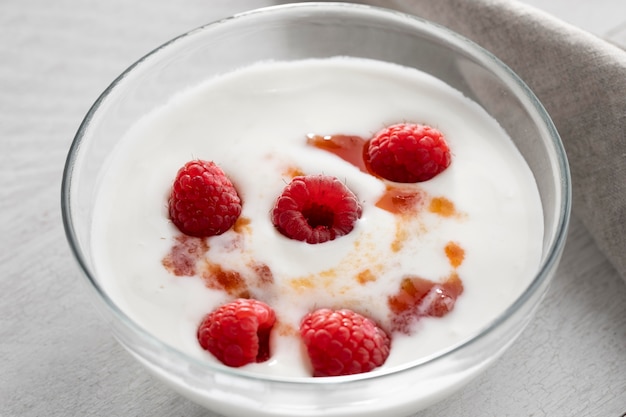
xmin=1 ymin=1 xmax=625 ymax=416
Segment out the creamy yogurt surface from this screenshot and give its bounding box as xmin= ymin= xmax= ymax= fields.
xmin=92 ymin=57 xmax=543 ymax=377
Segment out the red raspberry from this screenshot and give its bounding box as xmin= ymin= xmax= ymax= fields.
xmin=300 ymin=308 xmax=391 ymax=377
xmin=197 ymin=299 xmax=276 ymax=368
xmin=271 ymin=175 xmax=362 ymax=244
xmin=366 ymin=123 xmax=451 ymax=183
xmin=169 ymin=160 xmax=241 ymax=237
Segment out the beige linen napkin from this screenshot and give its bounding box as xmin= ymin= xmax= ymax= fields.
xmin=362 ymin=0 xmax=626 ymax=282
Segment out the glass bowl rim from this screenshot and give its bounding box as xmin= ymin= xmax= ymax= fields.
xmin=61 ymin=1 xmax=572 ymax=386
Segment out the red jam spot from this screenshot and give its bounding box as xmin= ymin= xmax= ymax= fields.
xmin=201 ymin=262 xmax=249 ymax=297
xmin=429 ymin=196 xmax=456 ymax=217
xmin=388 ymin=273 xmax=464 ymax=333
xmin=421 ymin=273 xmax=464 ymax=318
xmin=375 ymin=185 xmax=424 ymax=214
xmin=306 ymin=133 xmax=369 ymax=173
xmin=251 ymin=262 xmax=274 ymax=286
xmin=391 ymin=223 xmax=409 ymax=253
xmin=162 ymin=235 xmax=209 ymax=276
xmin=388 ymin=276 xmax=434 ymax=315
xmin=445 ymin=241 xmax=465 ymax=268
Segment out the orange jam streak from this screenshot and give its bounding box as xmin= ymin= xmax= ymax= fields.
xmin=356 ymin=269 xmax=377 ymax=284
xmin=285 ymin=166 xmax=306 ymax=178
xmin=201 ymin=262 xmax=249 ymax=297
xmin=200 ymin=258 xmax=274 ymax=298
xmin=445 ymin=241 xmax=465 ymax=268
xmin=232 ymin=216 xmax=251 ymax=234
xmin=306 ymin=133 xmax=369 ymax=173
xmin=375 ymin=186 xmax=424 ymax=214
xmin=429 ymin=196 xmax=456 ymax=217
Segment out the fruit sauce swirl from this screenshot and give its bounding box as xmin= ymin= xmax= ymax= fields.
xmin=163 ymin=131 xmax=464 ymax=341
xmin=160 ymin=121 xmax=468 ymax=376
xmin=92 ymin=57 xmax=543 ymax=378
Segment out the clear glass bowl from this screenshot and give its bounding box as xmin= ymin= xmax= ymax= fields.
xmin=61 ymin=3 xmax=571 ymax=416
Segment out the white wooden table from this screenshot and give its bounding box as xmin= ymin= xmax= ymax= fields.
xmin=1 ymin=1 xmax=625 ymax=416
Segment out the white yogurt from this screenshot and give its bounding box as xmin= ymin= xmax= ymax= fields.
xmin=92 ymin=57 xmax=543 ymax=378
